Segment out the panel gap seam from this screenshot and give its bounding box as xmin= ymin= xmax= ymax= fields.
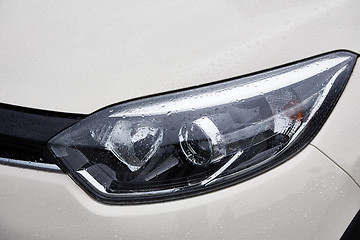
xmin=310 ymin=143 xmax=360 ymax=188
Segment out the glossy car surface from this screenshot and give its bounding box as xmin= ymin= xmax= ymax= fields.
xmin=0 ymin=0 xmax=359 ymax=239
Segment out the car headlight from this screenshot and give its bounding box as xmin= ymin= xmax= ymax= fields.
xmin=48 ymin=51 xmax=357 ymax=204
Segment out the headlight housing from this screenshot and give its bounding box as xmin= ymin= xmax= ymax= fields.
xmin=49 ymin=51 xmax=357 ymax=204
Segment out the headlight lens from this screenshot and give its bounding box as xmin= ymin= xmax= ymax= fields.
xmin=49 ymin=51 xmax=357 ymax=204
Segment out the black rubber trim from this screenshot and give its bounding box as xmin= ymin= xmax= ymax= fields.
xmin=0 ymin=103 xmax=85 ymax=168
xmin=341 ymin=209 xmax=360 ymax=240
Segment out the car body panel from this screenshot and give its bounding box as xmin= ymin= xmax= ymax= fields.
xmin=0 ymin=145 xmax=359 ymax=239
xmin=311 ymin=61 xmax=360 ymax=186
xmin=0 ymin=0 xmax=359 ymax=114
xmin=1 ymin=1 xmax=360 ymax=239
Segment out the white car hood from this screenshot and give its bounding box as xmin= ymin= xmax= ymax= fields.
xmin=0 ymin=0 xmax=359 ymax=114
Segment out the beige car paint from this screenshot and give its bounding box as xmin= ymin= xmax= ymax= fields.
xmin=0 ymin=146 xmax=359 ymax=239
xmin=0 ymin=0 xmax=359 ymax=239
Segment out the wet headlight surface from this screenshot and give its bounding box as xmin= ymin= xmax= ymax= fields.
xmin=48 ymin=51 xmax=357 ymax=204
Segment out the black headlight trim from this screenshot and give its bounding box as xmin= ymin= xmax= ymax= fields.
xmin=0 ymin=103 xmax=86 ymax=171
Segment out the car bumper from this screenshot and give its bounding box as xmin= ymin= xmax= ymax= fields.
xmin=0 ymin=144 xmax=359 ymax=239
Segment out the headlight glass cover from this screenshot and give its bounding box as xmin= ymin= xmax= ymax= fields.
xmin=49 ymin=51 xmax=357 ymax=204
